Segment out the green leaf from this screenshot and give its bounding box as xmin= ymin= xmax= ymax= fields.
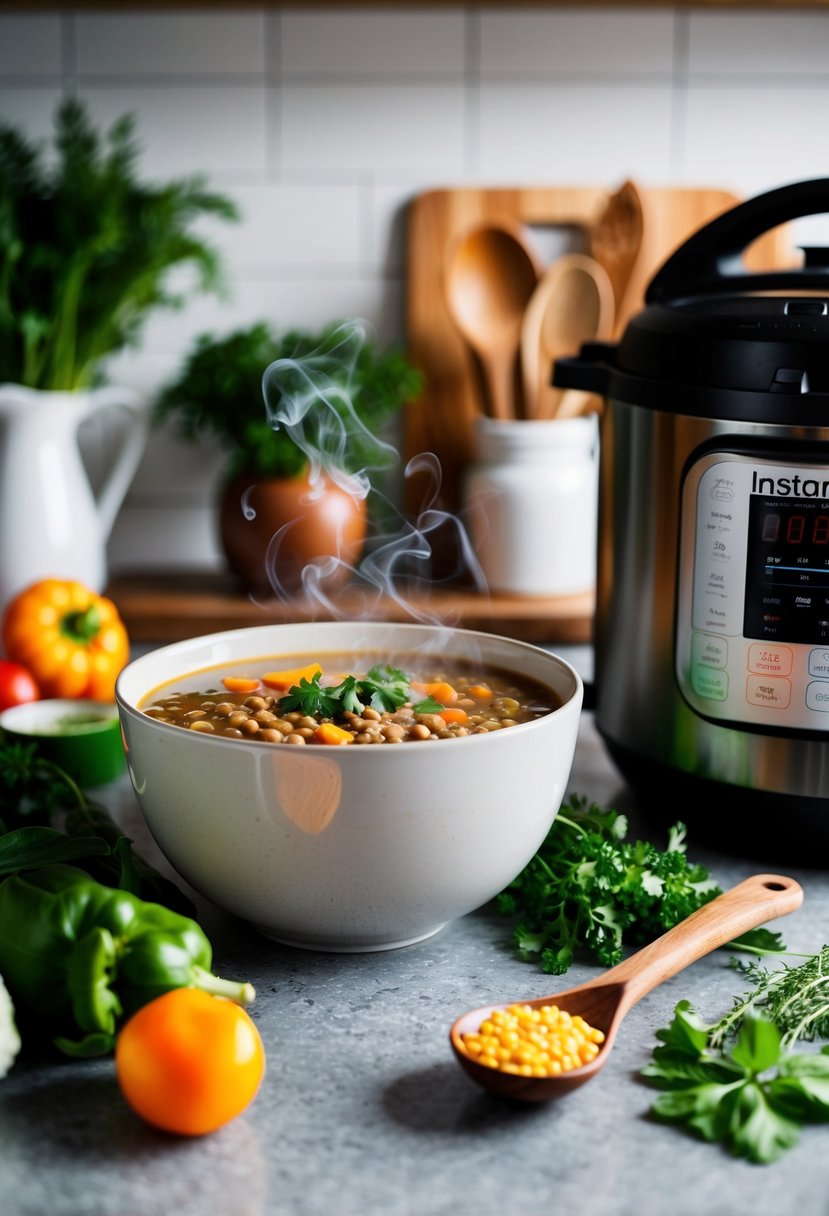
xmin=731 ymin=1015 xmax=782 ymax=1075
xmin=653 ymin=1000 xmax=712 ymax=1059
xmin=771 ymin=1052 xmax=829 ymax=1119
xmin=727 ymin=927 xmax=789 ymax=957
xmin=0 ymin=97 xmax=238 ymax=389
xmin=0 ymin=826 xmax=110 ymax=875
xmin=725 ymin=1082 xmax=801 ymax=1164
xmin=493 ymin=794 xmax=721 ymax=974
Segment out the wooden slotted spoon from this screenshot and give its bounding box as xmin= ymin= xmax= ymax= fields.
xmin=444 ymin=219 xmax=542 ymax=420
xmin=450 ymin=872 xmax=803 ymax=1103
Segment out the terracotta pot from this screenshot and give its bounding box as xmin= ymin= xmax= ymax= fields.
xmin=219 ymin=471 xmax=368 ymax=593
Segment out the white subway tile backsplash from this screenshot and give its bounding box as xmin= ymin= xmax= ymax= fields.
xmin=684 ymin=87 xmax=829 ymax=196
xmin=193 ymin=183 xmax=363 ymax=272
xmin=478 ymin=84 xmax=673 ymax=183
xmin=278 ymin=85 xmax=465 ymax=175
xmin=75 ymin=12 xmax=266 ymax=77
xmin=108 ymin=502 xmax=225 ymax=573
xmin=688 ymin=12 xmax=829 ymax=78
xmin=134 ymin=276 xmax=404 ymax=361
xmin=5 ymin=4 xmax=829 ymax=578
xmin=79 ymin=86 xmax=266 ymax=177
xmin=0 ymin=16 xmax=62 ymax=76
xmin=127 ymin=424 xmax=228 ymax=503
xmin=367 ymin=181 xmax=423 ymax=275
xmin=280 ymin=9 xmax=465 ymax=78
xmin=479 ymin=8 xmax=675 ymax=76
xmin=0 ymin=87 xmax=62 ymax=139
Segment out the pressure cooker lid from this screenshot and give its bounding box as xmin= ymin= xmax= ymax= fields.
xmin=554 ymin=178 xmax=829 ymax=421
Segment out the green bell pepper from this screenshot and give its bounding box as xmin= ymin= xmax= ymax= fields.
xmin=0 ymin=864 xmax=254 ymax=1057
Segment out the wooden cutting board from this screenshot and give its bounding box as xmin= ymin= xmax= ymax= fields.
xmin=403 ymin=182 xmax=793 ymax=521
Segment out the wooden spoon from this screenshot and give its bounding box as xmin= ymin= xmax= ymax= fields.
xmin=520 ymin=253 xmax=614 ymax=420
xmin=589 ymin=179 xmax=644 ymax=332
xmin=444 ymin=219 xmax=541 ymax=420
xmin=450 ymin=872 xmax=803 ymax=1103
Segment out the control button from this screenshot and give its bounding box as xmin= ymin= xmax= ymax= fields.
xmin=784 ymin=299 xmax=827 ymax=315
xmin=746 ymin=675 xmax=791 ymax=710
xmin=809 ymin=648 xmax=829 ymax=678
xmin=692 ymin=632 xmax=727 ymax=669
xmin=748 ymin=643 xmax=792 ymax=677
xmin=769 ymin=367 xmax=809 ymax=393
xmin=692 ymin=665 xmax=728 ymax=701
xmin=806 ymin=681 xmax=829 ymax=712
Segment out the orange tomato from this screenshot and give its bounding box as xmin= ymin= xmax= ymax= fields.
xmin=115 ymin=989 xmax=266 ymax=1137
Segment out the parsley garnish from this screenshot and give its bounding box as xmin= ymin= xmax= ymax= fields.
xmin=276 ymin=665 xmax=444 ymax=720
xmin=496 ymin=794 xmax=720 ymax=974
xmin=642 ymin=1001 xmax=829 ymax=1164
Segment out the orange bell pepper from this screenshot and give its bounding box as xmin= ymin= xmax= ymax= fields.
xmin=1 ymin=578 xmax=130 ymax=701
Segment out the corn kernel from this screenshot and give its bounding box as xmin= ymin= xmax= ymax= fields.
xmin=459 ymin=1001 xmax=605 ymax=1078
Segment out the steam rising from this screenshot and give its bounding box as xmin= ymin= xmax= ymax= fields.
xmin=262 ymin=320 xmax=396 ymax=502
xmin=258 ymin=319 xmax=487 ymax=616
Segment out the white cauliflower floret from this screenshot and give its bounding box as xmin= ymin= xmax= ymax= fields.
xmin=0 ymin=974 xmax=20 ymax=1079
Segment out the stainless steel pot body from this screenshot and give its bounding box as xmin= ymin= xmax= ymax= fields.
xmin=595 ymin=400 xmax=829 ymax=802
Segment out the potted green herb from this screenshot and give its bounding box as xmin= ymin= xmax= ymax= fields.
xmin=0 ymin=97 xmax=238 ymax=604
xmin=154 ymin=320 xmax=423 ymax=593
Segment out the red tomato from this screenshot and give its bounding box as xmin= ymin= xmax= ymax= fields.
xmin=0 ymin=659 xmax=40 ymax=711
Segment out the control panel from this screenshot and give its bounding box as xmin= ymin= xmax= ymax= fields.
xmin=676 ymin=450 xmax=829 ymax=731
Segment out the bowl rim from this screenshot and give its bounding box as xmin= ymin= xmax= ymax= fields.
xmin=115 ymin=621 xmax=583 ymax=753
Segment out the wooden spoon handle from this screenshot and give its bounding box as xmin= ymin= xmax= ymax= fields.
xmin=605 ymin=873 xmax=803 ymax=1012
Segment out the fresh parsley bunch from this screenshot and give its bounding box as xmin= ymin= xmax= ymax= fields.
xmin=642 ymin=1001 xmax=829 ymax=1164
xmin=496 ymin=794 xmax=720 ymax=974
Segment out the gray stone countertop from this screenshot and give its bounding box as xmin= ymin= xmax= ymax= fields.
xmin=2 ymin=681 xmax=828 ymax=1216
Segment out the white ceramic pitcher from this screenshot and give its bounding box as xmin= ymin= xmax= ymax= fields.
xmin=0 ymin=383 xmax=148 ymax=607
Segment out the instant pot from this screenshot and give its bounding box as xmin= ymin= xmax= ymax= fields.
xmin=555 ymin=179 xmax=829 ymax=862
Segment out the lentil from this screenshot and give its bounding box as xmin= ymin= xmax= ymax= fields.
xmin=140 ymin=653 xmax=560 ymax=746
xmin=460 ymin=1004 xmax=605 ymax=1077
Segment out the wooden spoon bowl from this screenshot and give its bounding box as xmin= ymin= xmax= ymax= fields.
xmin=520 ymin=252 xmax=613 ymax=420
xmin=450 ymin=873 xmax=803 ymax=1103
xmin=444 ymin=219 xmax=541 ymax=420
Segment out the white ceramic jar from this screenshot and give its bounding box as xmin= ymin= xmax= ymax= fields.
xmin=464 ymin=415 xmax=599 ymax=596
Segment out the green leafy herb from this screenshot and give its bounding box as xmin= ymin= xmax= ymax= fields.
xmin=0 ymin=826 xmax=110 ymax=876
xmin=277 ymin=671 xmax=341 ymax=719
xmin=0 ymin=97 xmax=237 ymax=390
xmin=276 ymin=665 xmax=445 ymax=721
xmin=0 ymin=739 xmax=74 ymax=828
xmin=0 ymin=737 xmax=194 ymax=916
xmin=496 ymin=795 xmax=720 ymax=974
xmin=642 ymin=1001 xmax=829 ymax=1164
xmin=709 ymin=947 xmax=829 ymax=1051
xmin=154 ymin=320 xmax=423 ymax=481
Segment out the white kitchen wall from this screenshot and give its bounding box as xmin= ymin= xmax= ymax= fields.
xmin=1 ymin=5 xmax=828 ymax=576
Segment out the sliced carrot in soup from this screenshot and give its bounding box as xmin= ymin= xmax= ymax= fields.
xmin=262 ymin=663 xmax=323 ymax=690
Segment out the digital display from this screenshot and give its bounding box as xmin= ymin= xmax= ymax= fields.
xmin=744 ymin=495 xmax=829 ymax=643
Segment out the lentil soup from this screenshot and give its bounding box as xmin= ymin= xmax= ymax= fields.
xmin=139 ymin=652 xmax=560 ymax=746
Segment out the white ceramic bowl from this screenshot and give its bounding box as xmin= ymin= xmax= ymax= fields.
xmin=116 ymin=621 xmax=582 ymax=952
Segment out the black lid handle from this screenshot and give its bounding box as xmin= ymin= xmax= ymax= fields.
xmin=647 ymin=178 xmax=829 ymax=304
